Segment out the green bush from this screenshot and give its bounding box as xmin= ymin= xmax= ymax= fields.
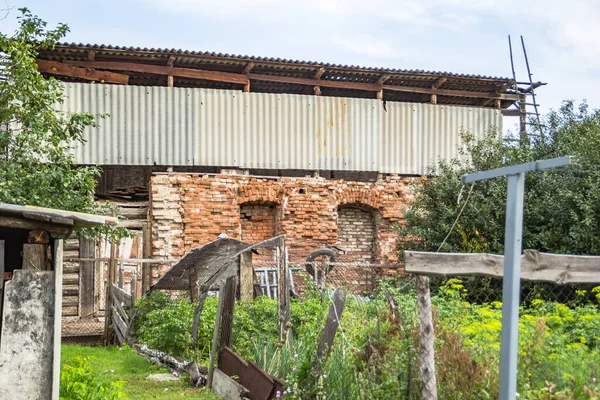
xmin=60 ymin=356 xmax=126 ymax=400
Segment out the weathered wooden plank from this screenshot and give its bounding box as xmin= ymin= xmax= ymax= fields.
xmin=62 ymin=296 xmax=79 ymax=307
xmin=37 ymin=60 xmax=129 ymax=84
xmin=111 ymin=305 xmax=128 ymax=345
xmin=61 ymin=306 xmax=79 ymax=316
xmin=311 ymin=287 xmax=347 ymax=390
xmin=111 ymin=283 xmax=133 ymax=307
xmin=79 ymin=238 xmax=96 ymax=317
xmin=218 ymin=276 xmax=237 ymax=360
xmin=142 ymin=223 xmax=152 ymax=294
xmin=64 ymin=60 xmax=248 ymax=85
xmin=416 ymin=275 xmax=438 ymax=400
xmin=22 ymin=244 xmax=47 ymax=270
xmin=239 ymin=252 xmax=253 ymax=301
xmin=112 ymin=292 xmax=129 ymax=323
xmin=208 ymin=283 xmax=226 ymax=389
xmin=404 ymin=250 xmax=600 ymax=284
xmin=62 ymin=285 xmax=80 ymax=296
xmin=0 ymin=216 xmax=71 ymax=236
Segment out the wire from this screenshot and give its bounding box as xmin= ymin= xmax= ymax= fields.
xmin=437 ymin=183 xmax=475 ymax=253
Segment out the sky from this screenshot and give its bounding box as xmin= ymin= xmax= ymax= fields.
xmin=1 ymin=0 xmax=599 ymax=133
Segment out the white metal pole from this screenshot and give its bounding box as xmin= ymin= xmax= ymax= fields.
xmin=499 ymin=172 xmax=525 ymax=400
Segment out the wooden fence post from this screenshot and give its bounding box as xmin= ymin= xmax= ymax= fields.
xmin=141 ymin=222 xmax=152 ymax=294
xmin=310 ymin=287 xmax=347 ymax=391
xmin=208 ymin=281 xmax=227 ymax=388
xmin=277 ymin=242 xmax=291 ymax=342
xmin=79 ymin=238 xmax=96 ymax=318
xmin=416 ymin=275 xmax=438 ymax=400
xmin=218 ymin=275 xmax=237 ymax=361
xmin=239 ymin=251 xmax=253 ymax=301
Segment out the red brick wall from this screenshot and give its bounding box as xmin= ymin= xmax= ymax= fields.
xmin=151 ymin=174 xmax=413 ymax=265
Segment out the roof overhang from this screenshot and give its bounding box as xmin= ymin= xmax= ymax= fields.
xmin=34 ymin=43 xmax=537 ymax=109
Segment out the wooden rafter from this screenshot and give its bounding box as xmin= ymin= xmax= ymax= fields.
xmin=36 ymin=60 xmax=129 ymax=85
xmin=64 ymin=60 xmax=248 ymax=85
xmin=314 ymin=67 xmax=325 ymax=79
xmin=242 ymin=62 xmax=255 ymax=75
xmin=248 ymin=73 xmax=381 ymax=91
xmin=167 ymin=55 xmax=176 ymax=67
xmin=41 ymin=59 xmax=520 ymax=102
xmin=431 ymin=77 xmax=447 ymax=89
xmin=383 ymin=84 xmax=518 ymax=101
xmin=376 ymin=74 xmax=391 ymax=85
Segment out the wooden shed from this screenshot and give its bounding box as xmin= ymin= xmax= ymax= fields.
xmin=0 ymin=203 xmax=115 ymax=400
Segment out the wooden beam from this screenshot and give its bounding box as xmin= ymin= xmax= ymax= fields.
xmin=239 ymin=252 xmax=253 ymax=301
xmin=79 ymin=238 xmax=96 ymax=318
xmin=495 ymin=99 xmax=502 ymax=108
xmin=376 ymin=74 xmax=391 ymax=84
xmin=37 ymin=60 xmax=129 ymax=85
xmin=430 ymin=94 xmax=437 ymax=104
xmin=167 ymin=55 xmax=176 ymax=67
xmin=0 ymin=216 xmax=71 ymax=237
xmin=383 ymin=84 xmax=519 ymax=101
xmin=243 ymin=81 xmax=250 ymax=93
xmin=432 ymin=77 xmax=447 ymax=89
xmin=314 ymin=67 xmax=325 ymax=79
xmin=64 ymin=60 xmax=248 ymax=85
xmin=167 ymin=75 xmax=174 ymax=87
xmin=376 ymin=89 xmax=383 ymax=100
xmin=404 ymin=250 xmax=600 ymax=284
xmin=416 ymin=275 xmax=438 ymax=399
xmin=249 ymin=73 xmax=382 ymax=91
xmin=111 ymin=283 xmax=133 ymax=307
xmin=56 ymin=59 xmax=517 ymax=101
xmin=87 ymin=51 xmax=95 ymax=62
xmin=242 ymin=62 xmax=255 ymax=75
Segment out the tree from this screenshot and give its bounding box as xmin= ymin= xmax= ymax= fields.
xmin=0 ymin=9 xmax=125 ymax=239
xmin=398 ymin=101 xmax=600 ymax=300
xmin=399 ymin=101 xmax=600 ymax=256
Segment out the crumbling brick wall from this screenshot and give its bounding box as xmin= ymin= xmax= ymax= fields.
xmin=151 ymin=174 xmax=413 ymax=270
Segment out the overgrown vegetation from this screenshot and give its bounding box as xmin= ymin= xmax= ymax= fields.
xmin=135 ymin=281 xmax=600 ymax=399
xmin=60 ymin=345 xmax=222 ymax=399
xmin=0 ymin=9 xmax=126 ymax=240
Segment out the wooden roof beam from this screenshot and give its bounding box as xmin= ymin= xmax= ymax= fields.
xmin=382 ymin=84 xmax=519 ymax=101
xmin=432 ymin=77 xmax=447 ymax=89
xmin=49 ymin=59 xmax=518 ymax=102
xmin=36 ymin=60 xmax=129 ymax=85
xmin=242 ymin=62 xmax=255 ymax=75
xmin=248 ymin=73 xmax=381 ymax=92
xmin=314 ymin=67 xmax=326 ymax=79
xmin=167 ymin=55 xmax=176 ymax=67
xmin=64 ymin=60 xmax=248 ymax=85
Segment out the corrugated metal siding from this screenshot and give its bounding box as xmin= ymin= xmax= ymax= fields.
xmin=59 ymin=83 xmax=502 ymax=174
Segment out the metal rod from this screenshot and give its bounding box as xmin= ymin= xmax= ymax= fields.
xmin=520 ymin=36 xmax=543 ymax=131
xmin=499 ymin=172 xmax=525 ymax=400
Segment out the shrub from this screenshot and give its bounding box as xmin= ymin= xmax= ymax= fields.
xmin=60 ymin=356 xmax=126 ymax=400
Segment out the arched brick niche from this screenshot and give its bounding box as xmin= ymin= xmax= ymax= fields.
xmin=335 ymin=204 xmax=379 ymax=264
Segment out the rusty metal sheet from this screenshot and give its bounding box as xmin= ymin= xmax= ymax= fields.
xmin=240 ymin=361 xmax=275 ymax=400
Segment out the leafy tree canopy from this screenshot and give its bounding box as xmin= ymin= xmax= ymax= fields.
xmin=399 ymin=101 xmax=600 ymax=256
xmin=0 ymin=9 xmax=125 ymax=239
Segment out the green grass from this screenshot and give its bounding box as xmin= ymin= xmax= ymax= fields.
xmin=61 ymin=345 xmax=222 ymax=399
